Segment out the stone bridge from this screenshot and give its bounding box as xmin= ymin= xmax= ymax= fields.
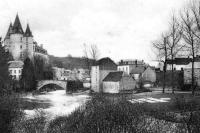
xmin=37 ymin=80 xmax=67 ymax=90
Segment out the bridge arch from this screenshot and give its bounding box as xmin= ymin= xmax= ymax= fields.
xmin=37 ymin=80 xmax=67 ymax=90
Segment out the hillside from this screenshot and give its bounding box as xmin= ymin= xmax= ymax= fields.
xmin=49 ymin=55 xmax=95 ymax=70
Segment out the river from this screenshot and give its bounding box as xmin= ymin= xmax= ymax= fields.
xmin=22 ymin=90 xmax=90 ymax=118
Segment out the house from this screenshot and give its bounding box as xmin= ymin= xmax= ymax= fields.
xmin=142 ymin=67 xmax=156 ymax=83
xmin=165 ymin=57 xmax=200 ymax=86
xmin=166 ymin=58 xmax=191 ymax=70
xmin=91 ymin=57 xmax=117 ymax=92
xmin=117 ymin=59 xmax=146 ymax=75
xmin=103 ymin=71 xmax=136 ymax=93
xmin=52 ymin=67 xmax=65 ymax=80
xmin=77 ymin=68 xmax=90 ymax=81
xmin=8 ymin=61 xmax=24 ymax=80
xmin=130 ymin=67 xmax=145 ymax=81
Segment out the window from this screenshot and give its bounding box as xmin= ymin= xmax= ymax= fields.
xmin=19 ymin=70 xmax=21 ymax=74
xmin=20 ymin=45 xmax=22 ymax=49
xmin=9 ymin=70 xmax=12 ymax=74
xmin=14 ymin=70 xmax=16 ymax=74
xmin=20 ymin=37 xmax=23 ymax=42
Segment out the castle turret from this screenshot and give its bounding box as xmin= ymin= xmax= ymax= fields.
xmin=24 ymin=23 xmax=34 ymax=59
xmin=24 ymin=24 xmax=33 ymax=37
xmin=12 ymin=14 xmax=24 ymax=34
xmin=9 ymin=14 xmax=25 ymax=60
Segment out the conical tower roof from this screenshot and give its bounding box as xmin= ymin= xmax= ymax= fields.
xmin=24 ymin=24 xmax=33 ymax=37
xmin=12 ymin=14 xmax=24 ymax=34
xmin=5 ymin=23 xmax=13 ymax=39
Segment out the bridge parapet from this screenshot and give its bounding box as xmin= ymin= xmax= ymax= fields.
xmin=37 ymin=80 xmax=67 ymax=90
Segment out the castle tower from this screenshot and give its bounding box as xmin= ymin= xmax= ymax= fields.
xmin=9 ymin=14 xmax=25 ymax=60
xmin=4 ymin=14 xmax=49 ymax=63
xmin=4 ymin=22 xmax=13 ymax=51
xmin=24 ymin=23 xmax=34 ymax=59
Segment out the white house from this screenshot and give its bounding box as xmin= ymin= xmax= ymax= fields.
xmin=117 ymin=59 xmax=146 ymax=75
xmin=103 ymin=71 xmax=136 ymax=93
xmin=8 ymin=61 xmax=24 ymax=80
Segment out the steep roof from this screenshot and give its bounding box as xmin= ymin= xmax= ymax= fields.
xmin=24 ymin=24 xmax=33 ymax=37
xmin=103 ymin=71 xmax=123 ymax=82
xmin=12 ymin=14 xmax=24 ymax=34
xmin=5 ymin=23 xmax=13 ymax=39
xmin=96 ymin=57 xmax=117 ymax=70
xmin=8 ymin=61 xmax=24 ymax=68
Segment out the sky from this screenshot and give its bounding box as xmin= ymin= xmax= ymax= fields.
xmin=0 ymin=0 xmax=190 ymax=64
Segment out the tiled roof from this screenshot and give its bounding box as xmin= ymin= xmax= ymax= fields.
xmin=8 ymin=61 xmax=24 ymax=68
xmin=103 ymin=71 xmax=123 ymax=82
xmin=130 ymin=67 xmax=145 ymax=74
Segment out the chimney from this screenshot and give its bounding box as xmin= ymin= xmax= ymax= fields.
xmin=135 ymin=60 xmax=137 ymax=67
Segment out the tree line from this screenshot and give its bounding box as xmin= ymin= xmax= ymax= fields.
xmin=153 ymin=0 xmax=200 ymax=95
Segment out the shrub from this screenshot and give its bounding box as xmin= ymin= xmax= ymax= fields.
xmin=46 ymin=95 xmax=153 ymax=133
xmin=12 ymin=110 xmax=46 ymax=133
xmin=0 ymin=93 xmax=23 ymax=133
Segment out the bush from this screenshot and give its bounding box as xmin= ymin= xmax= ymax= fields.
xmin=12 ymin=110 xmax=46 ymax=133
xmin=46 ymin=95 xmax=177 ymax=133
xmin=0 ymin=93 xmax=23 ymax=133
xmin=11 ymin=94 xmax=200 ymax=133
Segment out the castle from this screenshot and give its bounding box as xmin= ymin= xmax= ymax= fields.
xmin=4 ymin=14 xmax=48 ymax=61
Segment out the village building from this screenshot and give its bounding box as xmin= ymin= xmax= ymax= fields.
xmin=52 ymin=67 xmax=90 ymax=82
xmin=130 ymin=67 xmax=145 ymax=81
xmin=141 ymin=67 xmax=156 ymax=83
xmin=117 ymin=59 xmax=146 ymax=75
xmin=102 ymin=71 xmax=136 ymax=93
xmin=91 ymin=57 xmax=117 ymax=92
xmin=166 ymin=58 xmax=191 ymax=70
xmin=3 ymin=14 xmax=48 ymax=62
xmin=163 ymin=57 xmax=200 ymax=86
xmin=8 ymin=61 xmax=24 ymax=80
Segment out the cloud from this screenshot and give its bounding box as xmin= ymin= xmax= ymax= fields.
xmin=0 ymin=0 xmax=190 ymax=62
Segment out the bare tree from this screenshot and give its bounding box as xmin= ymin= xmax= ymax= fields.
xmin=153 ymin=34 xmax=169 ymax=93
xmin=181 ymin=9 xmax=200 ymax=95
xmin=83 ymin=43 xmax=91 ymax=72
xmin=90 ymin=44 xmax=100 ymax=61
xmin=167 ymin=14 xmax=183 ymax=93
